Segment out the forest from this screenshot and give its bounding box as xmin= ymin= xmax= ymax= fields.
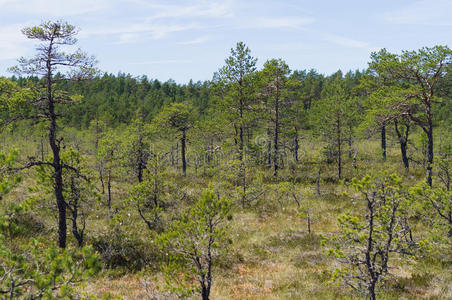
xmin=0 ymin=20 xmax=451 ymax=300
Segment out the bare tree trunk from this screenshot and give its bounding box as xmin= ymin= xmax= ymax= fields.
xmin=107 ymin=171 xmax=112 ymax=210
xmin=137 ymin=158 xmax=144 ymax=182
xmin=170 ymin=145 xmax=175 ymax=166
xmin=381 ymin=123 xmax=387 ymax=161
xmin=394 ymin=119 xmax=410 ymax=169
xmin=95 ymin=118 xmax=100 ymax=152
xmin=273 ymin=87 xmax=279 ymax=178
xmin=241 ymin=161 xmax=246 ymax=208
xmin=99 ymin=163 xmax=105 ymax=195
xmin=239 ymin=99 xmax=244 ymax=162
xmin=348 ymin=128 xmax=353 ymax=159
xmin=368 ymin=281 xmax=377 ymax=300
xmin=266 ymin=128 xmax=272 ymax=168
xmin=47 ymin=42 xmax=67 ymax=248
xmin=316 ymin=163 xmax=321 ymax=196
xmin=337 ymin=116 xmax=342 ymax=180
xmin=201 ymin=284 xmax=210 ymax=300
xmin=137 ymin=130 xmax=145 ymax=183
xmin=176 ymin=141 xmax=179 ymax=169
xmin=181 ymin=129 xmax=187 ymax=176
xmin=294 ymin=129 xmax=299 ymax=162
xmin=54 ymin=151 xmax=66 ymax=249
xmin=426 ymin=117 xmax=434 ymax=187
xmin=70 ymin=176 xmax=84 ymax=247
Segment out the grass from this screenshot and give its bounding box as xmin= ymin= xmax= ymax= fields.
xmin=2 ymin=129 xmax=452 ymax=300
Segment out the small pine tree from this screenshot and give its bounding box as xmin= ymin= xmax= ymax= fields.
xmin=157 ymin=188 xmax=231 ymax=300
xmin=326 ymin=173 xmax=416 ymax=300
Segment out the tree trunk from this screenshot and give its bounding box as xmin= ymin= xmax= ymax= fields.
xmin=273 ymin=87 xmax=279 ymax=178
xmin=239 ymin=100 xmax=244 ymax=162
xmin=137 ymin=130 xmax=144 ymax=183
xmin=394 ymin=120 xmax=410 ymax=169
xmin=368 ymin=281 xmax=376 ymax=300
xmin=241 ymin=161 xmax=246 ymax=208
xmin=107 ymin=171 xmax=112 ymax=210
xmin=47 ymin=42 xmax=67 ymax=248
xmin=294 ymin=128 xmax=299 ymax=162
xmin=95 ymin=119 xmax=100 ymax=153
xmin=381 ymin=124 xmax=386 ymax=161
xmin=137 ymin=160 xmax=144 ymax=183
xmin=337 ymin=115 xmax=342 ymax=180
xmin=176 ymin=141 xmax=179 ymax=168
xmin=316 ymin=163 xmax=321 ymax=196
xmin=70 ymin=176 xmax=84 ymax=247
xmin=99 ymin=164 xmax=105 ymax=195
xmin=201 ymin=285 xmax=210 ymax=300
xmin=181 ymin=129 xmax=187 ymax=176
xmin=55 ymin=164 xmax=66 ymax=248
xmin=448 ymin=220 xmax=452 ymax=238
xmin=400 ymin=142 xmax=409 ymax=169
xmin=348 ymin=128 xmax=353 ymax=159
xmin=266 ymin=128 xmax=272 ymax=168
xmin=137 ymin=122 xmax=147 ymax=182
xmin=426 ymin=120 xmax=434 ymax=187
xmin=170 ymin=145 xmax=175 ymax=166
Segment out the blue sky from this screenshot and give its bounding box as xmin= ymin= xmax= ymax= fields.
xmin=1 ymin=0 xmax=451 ymax=83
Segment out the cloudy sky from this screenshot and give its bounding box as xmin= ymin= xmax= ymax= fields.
xmin=0 ymin=0 xmax=451 ymax=82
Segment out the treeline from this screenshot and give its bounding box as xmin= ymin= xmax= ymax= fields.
xmin=10 ymin=74 xmax=210 ymax=127
xmin=8 ymin=64 xmax=335 ymax=131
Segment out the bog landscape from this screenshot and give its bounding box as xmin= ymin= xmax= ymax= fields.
xmin=0 ymin=6 xmax=451 ymax=300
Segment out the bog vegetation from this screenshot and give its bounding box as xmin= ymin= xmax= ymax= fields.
xmin=0 ymin=21 xmax=451 ymax=299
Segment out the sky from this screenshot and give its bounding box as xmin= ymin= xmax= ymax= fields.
xmin=1 ymin=0 xmax=452 ymax=83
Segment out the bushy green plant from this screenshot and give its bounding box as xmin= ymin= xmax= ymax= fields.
xmin=0 ymin=237 xmax=99 ymax=299
xmin=0 ymin=150 xmax=100 ymax=298
xmin=326 ymin=173 xmax=417 ymax=300
xmin=410 ymin=183 xmax=452 ymax=245
xmin=156 ymin=188 xmax=232 ymax=300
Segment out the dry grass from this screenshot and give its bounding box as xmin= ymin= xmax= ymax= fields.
xmin=3 ymin=131 xmax=451 ymax=300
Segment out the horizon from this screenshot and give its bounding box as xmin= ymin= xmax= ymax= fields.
xmin=1 ymin=0 xmax=452 ymax=83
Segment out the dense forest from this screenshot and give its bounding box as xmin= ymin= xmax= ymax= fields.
xmin=0 ymin=21 xmax=451 ymax=300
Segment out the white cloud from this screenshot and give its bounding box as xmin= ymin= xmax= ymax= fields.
xmin=382 ymin=0 xmax=452 ymax=26
xmin=322 ymin=33 xmax=370 ymax=48
xmin=86 ymin=22 xmax=202 ymax=43
xmin=0 ymin=23 xmax=32 ymax=61
xmin=248 ymin=16 xmax=314 ymax=29
xmin=132 ymin=0 xmax=234 ymax=20
xmin=178 ymin=36 xmax=211 ymax=45
xmin=128 ymin=59 xmax=192 ymax=65
xmin=0 ymin=0 xmax=110 ymax=16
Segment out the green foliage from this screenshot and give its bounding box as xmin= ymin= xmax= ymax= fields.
xmin=0 ymin=150 xmax=21 ymax=197
xmin=151 ymin=102 xmax=195 ymax=138
xmin=410 ymin=183 xmax=452 ymax=245
xmin=215 ymin=158 xmax=265 ymax=207
xmin=216 ymin=42 xmax=258 ymax=156
xmin=127 ymin=155 xmax=171 ymax=232
xmin=0 ymin=150 xmax=27 ymax=237
xmin=0 ymin=237 xmax=100 ymax=299
xmin=326 ymin=173 xmax=417 ymax=299
xmin=156 ymin=188 xmax=231 ymax=299
xmin=91 ymin=226 xmax=151 ymax=272
xmin=310 ymin=73 xmax=359 ymax=178
xmin=0 ymin=150 xmax=99 ymax=298
xmin=311 ymin=73 xmax=357 ymax=141
xmin=2 ymin=28 xmax=452 ymax=299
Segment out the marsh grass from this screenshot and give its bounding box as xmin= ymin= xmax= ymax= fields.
xmin=2 ymin=130 xmax=451 ymax=300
